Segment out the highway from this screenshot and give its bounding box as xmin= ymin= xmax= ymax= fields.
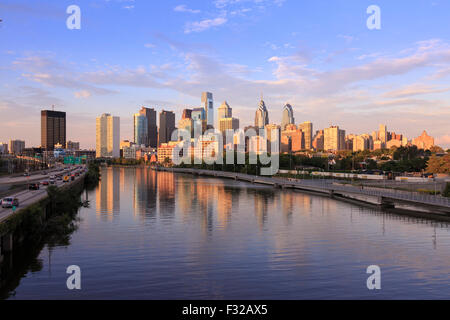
xmin=0 ymin=165 xmax=87 ymax=223
xmin=0 ymin=166 xmax=69 ymax=185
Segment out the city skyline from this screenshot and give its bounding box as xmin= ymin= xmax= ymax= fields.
xmin=0 ymin=1 xmax=450 ymax=148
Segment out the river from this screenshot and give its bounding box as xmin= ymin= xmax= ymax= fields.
xmin=2 ymin=166 xmax=450 ymax=299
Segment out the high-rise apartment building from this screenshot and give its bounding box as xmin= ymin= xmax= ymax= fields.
xmin=9 ymin=140 xmax=25 ymax=155
xmin=298 ymin=121 xmax=313 ymax=150
xmin=281 ymin=104 xmax=295 ymax=130
xmin=353 ymin=134 xmax=371 ymax=152
xmin=159 ymin=110 xmax=176 ymax=145
xmin=312 ymin=130 xmax=324 ymax=150
xmin=281 ymin=124 xmax=304 ymax=153
xmin=202 ymin=92 xmax=214 ymax=127
xmin=96 ymin=113 xmax=120 ymax=158
xmin=324 ymin=126 xmax=345 ymax=151
xmin=139 ymin=107 xmax=158 ymax=148
xmin=41 ymin=110 xmax=66 ymax=151
xmin=265 ymin=124 xmax=281 ymax=154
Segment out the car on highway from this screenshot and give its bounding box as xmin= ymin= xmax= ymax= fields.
xmin=42 ymin=181 xmax=49 ymax=186
xmin=49 ymin=179 xmax=56 ymax=185
xmin=29 ymin=183 xmax=40 ymax=190
xmin=1 ymin=197 xmax=19 ymax=208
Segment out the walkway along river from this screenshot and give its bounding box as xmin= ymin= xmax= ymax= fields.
xmin=156 ymin=167 xmax=450 ymax=220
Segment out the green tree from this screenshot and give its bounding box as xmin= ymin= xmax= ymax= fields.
xmin=426 ymin=154 xmax=450 ymax=174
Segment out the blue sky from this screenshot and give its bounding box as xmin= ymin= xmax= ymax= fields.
xmin=1 ymin=0 xmax=450 ymax=148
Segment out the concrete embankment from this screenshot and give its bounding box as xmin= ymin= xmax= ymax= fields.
xmin=0 ymin=172 xmax=88 ymax=260
xmin=153 ymin=167 xmax=450 ymax=222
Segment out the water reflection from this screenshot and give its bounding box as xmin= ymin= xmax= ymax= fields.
xmin=96 ymin=166 xmax=120 ymax=220
xmin=5 ymin=166 xmax=450 ymax=299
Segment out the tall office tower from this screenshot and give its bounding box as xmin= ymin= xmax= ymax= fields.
xmin=219 ymin=117 xmax=239 ymax=134
xmin=202 ymin=92 xmax=214 ymax=127
xmin=134 ymin=113 xmax=148 ymax=146
xmin=298 ymin=121 xmax=313 ymax=150
xmin=255 ymin=98 xmax=269 ymax=130
xmin=379 ymin=124 xmax=387 ymax=146
xmin=96 ymin=113 xmax=120 ymax=158
xmin=182 ymin=109 xmax=192 ymax=120
xmin=191 ymin=107 xmax=207 ymax=136
xmin=191 ymin=107 xmax=206 ymax=121
xmin=139 ymin=107 xmax=157 ymax=148
xmin=324 ymin=126 xmax=346 ymax=151
xmin=178 ymin=117 xmax=194 ymax=139
xmin=159 ymin=110 xmax=176 ymax=145
xmin=41 ymin=110 xmax=66 ymax=151
xmin=218 ymin=101 xmax=232 ymax=120
xmin=281 ymin=104 xmax=295 ymax=130
xmin=9 ymin=140 xmax=25 ymax=155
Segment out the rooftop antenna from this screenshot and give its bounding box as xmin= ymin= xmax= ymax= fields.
xmin=52 ymin=104 xmax=55 ymax=111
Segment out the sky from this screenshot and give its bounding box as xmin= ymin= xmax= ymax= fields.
xmin=0 ymin=0 xmax=450 ymax=149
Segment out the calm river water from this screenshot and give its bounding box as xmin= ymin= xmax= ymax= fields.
xmin=2 ymin=166 xmax=450 ymax=299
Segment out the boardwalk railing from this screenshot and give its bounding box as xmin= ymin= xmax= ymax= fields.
xmin=160 ymin=167 xmax=450 ymax=209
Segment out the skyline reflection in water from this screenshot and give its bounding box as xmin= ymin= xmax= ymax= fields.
xmin=5 ymin=166 xmax=450 ymax=300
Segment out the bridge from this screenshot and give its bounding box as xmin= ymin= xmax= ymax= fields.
xmin=156 ymin=167 xmax=450 ymax=216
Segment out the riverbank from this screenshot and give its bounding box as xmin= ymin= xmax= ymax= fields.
xmin=0 ymin=164 xmax=100 ymax=261
xmin=154 ymin=166 xmax=450 ymax=222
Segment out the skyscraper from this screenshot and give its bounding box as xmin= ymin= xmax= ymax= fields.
xmin=134 ymin=113 xmax=148 ymax=146
xmin=139 ymin=107 xmax=158 ymax=148
xmin=378 ymin=124 xmax=387 ymax=146
xmin=324 ymin=126 xmax=346 ymax=151
xmin=219 ymin=117 xmax=239 ymax=134
xmin=9 ymin=140 xmax=25 ymax=155
xmin=281 ymin=104 xmax=295 ymax=130
xmin=96 ymin=113 xmax=120 ymax=158
xmin=298 ymin=121 xmax=313 ymax=150
xmin=218 ymin=101 xmax=232 ymax=120
xmin=159 ymin=110 xmax=176 ymax=145
xmin=255 ymin=98 xmax=269 ymax=130
xmin=202 ymin=92 xmax=214 ymax=127
xmin=182 ymin=109 xmax=192 ymax=120
xmin=41 ymin=110 xmax=66 ymax=151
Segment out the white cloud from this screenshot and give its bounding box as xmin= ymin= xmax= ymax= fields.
xmin=74 ymin=90 xmax=92 ymax=99
xmin=174 ymin=5 xmax=200 ymax=14
xmin=185 ymin=16 xmax=227 ymax=33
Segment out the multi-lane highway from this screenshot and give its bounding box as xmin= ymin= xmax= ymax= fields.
xmin=0 ymin=167 xmax=68 ymax=186
xmin=0 ymin=165 xmax=87 ymax=223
